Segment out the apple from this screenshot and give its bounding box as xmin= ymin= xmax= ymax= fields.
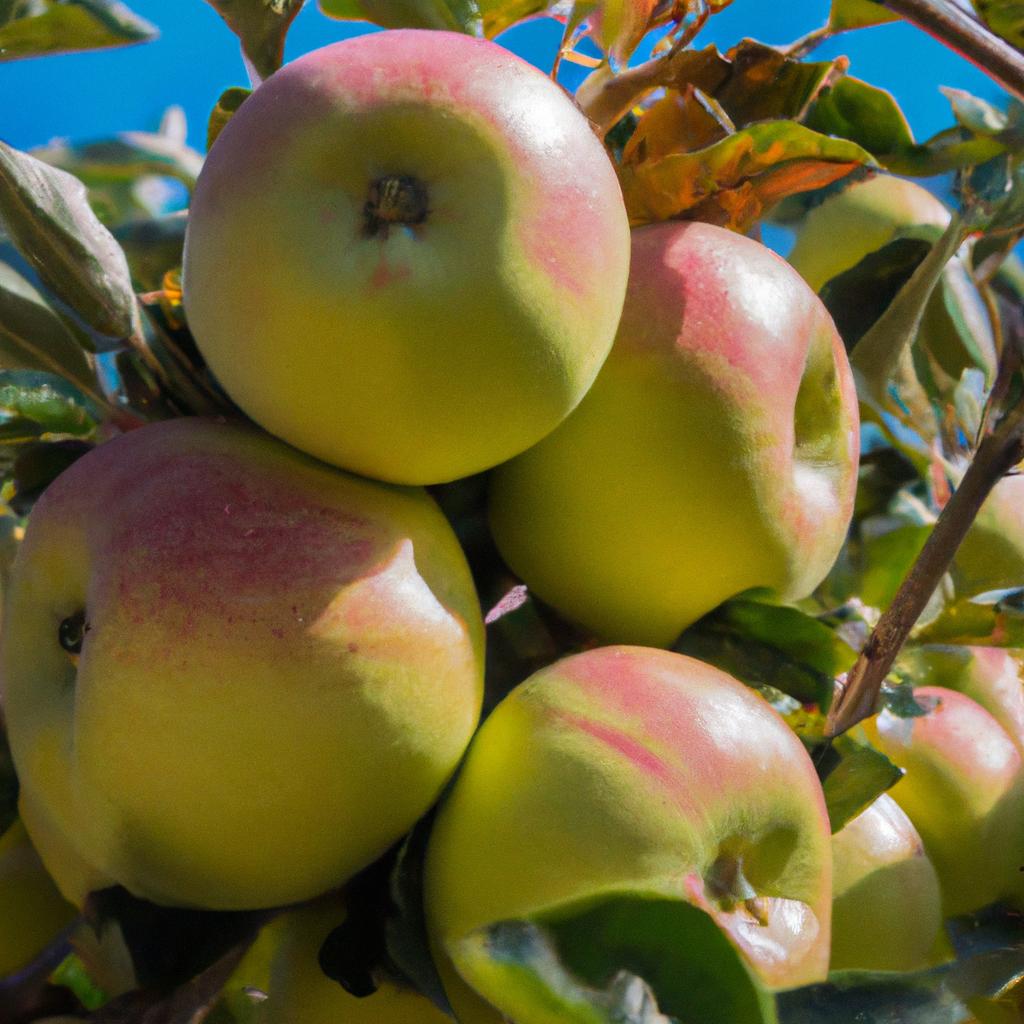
xmin=223 ymin=897 xmax=450 ymax=1023
xmin=0 ymin=819 xmax=76 ymax=979
xmin=788 ymin=174 xmax=997 ymax=385
xmin=829 ymin=794 xmax=942 ymax=973
xmin=951 ymin=473 xmax=1024 ymax=598
xmin=489 ymin=221 xmax=859 ymax=647
xmin=0 ymin=417 xmax=484 ymax=910
xmin=864 ymin=687 xmax=1024 ymax=917
xmin=424 ymin=646 xmax=833 ymax=1023
xmin=900 ymin=645 xmax=1024 ymax=751
xmin=183 ymin=29 xmax=631 ymax=486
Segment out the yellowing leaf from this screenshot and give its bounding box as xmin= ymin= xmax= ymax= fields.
xmin=829 ymin=0 xmax=900 ymax=30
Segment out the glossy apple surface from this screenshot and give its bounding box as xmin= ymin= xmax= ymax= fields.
xmin=0 ymin=820 xmax=76 ymax=978
xmin=829 ymin=794 xmax=942 ymax=972
xmin=864 ymin=687 xmax=1024 ymax=916
xmin=183 ymin=30 xmax=630 ymax=486
xmin=425 ymin=646 xmax=833 ymax=1022
xmin=490 ymin=222 xmax=859 ymax=646
xmin=1 ymin=418 xmax=484 ymax=909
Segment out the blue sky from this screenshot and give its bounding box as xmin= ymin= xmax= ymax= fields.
xmin=0 ymin=1 xmax=1007 ymax=157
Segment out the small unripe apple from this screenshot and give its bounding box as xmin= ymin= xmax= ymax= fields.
xmin=788 ymin=174 xmax=996 ymax=385
xmin=1 ymin=418 xmax=484 ymax=910
xmin=864 ymin=687 xmax=1024 ymax=917
xmin=425 ymin=646 xmax=833 ymax=1022
xmin=183 ymin=30 xmax=631 ymax=486
xmin=489 ymin=222 xmax=859 ymax=646
xmin=952 ymin=474 xmax=1024 ymax=598
xmin=0 ymin=820 xmax=76 ymax=978
xmin=829 ymin=794 xmax=942 ymax=973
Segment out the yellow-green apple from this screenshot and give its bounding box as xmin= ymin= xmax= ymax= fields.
xmin=952 ymin=473 xmax=1024 ymax=597
xmin=183 ymin=30 xmax=630 ymax=486
xmin=0 ymin=418 xmax=484 ymax=910
xmin=489 ymin=222 xmax=859 ymax=647
xmin=829 ymin=794 xmax=942 ymax=972
xmin=0 ymin=819 xmax=76 ymax=978
xmin=864 ymin=687 xmax=1024 ymax=916
xmin=424 ymin=646 xmax=833 ymax=1023
xmin=224 ymin=897 xmax=450 ymax=1023
xmin=900 ymin=645 xmax=1024 ymax=752
xmin=788 ymin=174 xmax=997 ymax=385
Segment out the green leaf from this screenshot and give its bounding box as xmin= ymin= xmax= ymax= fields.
xmin=973 ymin=0 xmax=1024 ymax=48
xmin=8 ymin=438 xmax=93 ymax=514
xmin=0 ymin=369 xmax=97 ymax=436
xmin=806 ymin=76 xmax=914 ymax=159
xmin=113 ymin=213 xmax=187 ymax=293
xmin=319 ymin=0 xmax=482 ymax=34
xmin=0 ymin=141 xmax=137 ymax=350
xmin=0 ymin=0 xmax=156 ymax=62
xmin=675 ymin=599 xmax=856 ymax=709
xmin=0 ymin=259 xmax=96 ymax=387
xmin=204 ymin=0 xmax=306 ymax=81
xmin=52 ymin=952 xmax=110 ymax=1011
xmin=829 ymin=0 xmax=900 ymax=30
xmin=816 ymin=734 xmax=904 ymax=833
xmin=207 ymin=87 xmax=252 ymax=151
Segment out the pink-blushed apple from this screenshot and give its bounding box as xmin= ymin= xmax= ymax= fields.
xmin=424 ymin=646 xmax=833 ymax=1022
xmin=0 ymin=418 xmax=484 ymax=910
xmin=183 ymin=30 xmax=631 ymax=486
xmin=489 ymin=222 xmax=859 ymax=647
xmin=864 ymin=687 xmax=1024 ymax=917
xmin=0 ymin=819 xmax=76 ymax=979
xmin=829 ymin=794 xmax=943 ymax=973
xmin=901 ymin=645 xmax=1024 ymax=752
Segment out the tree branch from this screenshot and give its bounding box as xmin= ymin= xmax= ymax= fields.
xmin=879 ymin=0 xmax=1024 ymax=101
xmin=825 ymin=400 xmax=1024 ymax=737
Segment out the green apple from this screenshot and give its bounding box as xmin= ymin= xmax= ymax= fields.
xmin=225 ymin=897 xmax=450 ymax=1023
xmin=788 ymin=174 xmax=997 ymax=386
xmin=425 ymin=646 xmax=833 ymax=1023
xmin=952 ymin=474 xmax=1024 ymax=598
xmin=0 ymin=819 xmax=76 ymax=978
xmin=900 ymin=645 xmax=1024 ymax=751
xmin=829 ymin=794 xmax=942 ymax=973
xmin=489 ymin=221 xmax=859 ymax=646
xmin=183 ymin=29 xmax=631 ymax=486
xmin=864 ymin=687 xmax=1024 ymax=917
xmin=1 ymin=418 xmax=484 ymax=910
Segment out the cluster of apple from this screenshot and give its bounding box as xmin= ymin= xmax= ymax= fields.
xmin=1 ymin=24 xmax=1023 ymax=1024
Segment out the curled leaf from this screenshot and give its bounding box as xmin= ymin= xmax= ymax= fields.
xmin=205 ymin=0 xmax=306 ymax=82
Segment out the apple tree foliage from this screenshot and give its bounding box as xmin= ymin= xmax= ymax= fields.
xmin=1 ymin=0 xmax=1024 ymax=1022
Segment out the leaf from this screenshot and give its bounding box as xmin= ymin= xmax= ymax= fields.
xmin=0 ymin=370 xmax=97 ymax=437
xmin=51 ymin=952 xmax=110 ymax=1011
xmin=915 ymin=590 xmax=1024 ymax=646
xmin=973 ymin=0 xmax=1024 ymax=48
xmin=319 ymin=0 xmax=481 ymax=33
xmin=204 ymin=0 xmax=305 ymax=82
xmin=675 ymin=599 xmax=856 ymax=710
xmin=816 ymin=734 xmax=904 ymax=833
xmin=114 ymin=213 xmax=187 ymax=293
xmin=0 ymin=0 xmax=156 ymax=62
xmin=619 ymin=121 xmax=874 ymax=231
xmin=207 ymin=87 xmax=252 ymax=151
xmin=0 ymin=141 xmax=137 ymax=350
xmin=8 ymin=438 xmax=93 ymax=514
xmin=0 ymin=259 xmax=96 ymax=386
xmin=829 ymin=0 xmax=900 ymax=30
xmin=806 ymin=76 xmax=914 ymax=159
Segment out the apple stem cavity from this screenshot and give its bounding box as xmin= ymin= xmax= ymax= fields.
xmin=363 ymin=175 xmax=430 ymax=240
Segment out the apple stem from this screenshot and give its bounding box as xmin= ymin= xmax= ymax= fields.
xmin=878 ymin=0 xmax=1024 ymax=102
xmin=825 ymin=399 xmax=1024 ymax=738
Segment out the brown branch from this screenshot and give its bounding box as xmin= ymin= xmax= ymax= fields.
xmin=879 ymin=0 xmax=1024 ymax=101
xmin=825 ymin=400 xmax=1024 ymax=737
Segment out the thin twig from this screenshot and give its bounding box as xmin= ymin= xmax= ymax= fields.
xmin=825 ymin=400 xmax=1024 ymax=737
xmin=784 ymin=23 xmax=835 ymax=60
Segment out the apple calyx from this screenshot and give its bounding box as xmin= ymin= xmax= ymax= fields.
xmin=58 ymin=611 xmax=87 ymax=656
xmin=363 ymin=175 xmax=430 ymax=238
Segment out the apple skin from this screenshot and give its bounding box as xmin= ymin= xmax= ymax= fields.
xmin=224 ymin=897 xmax=450 ymax=1024
xmin=0 ymin=820 xmax=76 ymax=978
xmin=489 ymin=222 xmax=859 ymax=646
xmin=901 ymin=645 xmax=1024 ymax=752
xmin=952 ymin=474 xmax=1024 ymax=598
xmin=0 ymin=418 xmax=484 ymax=910
xmin=864 ymin=687 xmax=1024 ymax=917
xmin=788 ymin=174 xmax=997 ymax=386
xmin=183 ymin=30 xmax=631 ymax=487
xmin=829 ymin=794 xmax=942 ymax=973
xmin=424 ymin=646 xmax=833 ymax=1021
